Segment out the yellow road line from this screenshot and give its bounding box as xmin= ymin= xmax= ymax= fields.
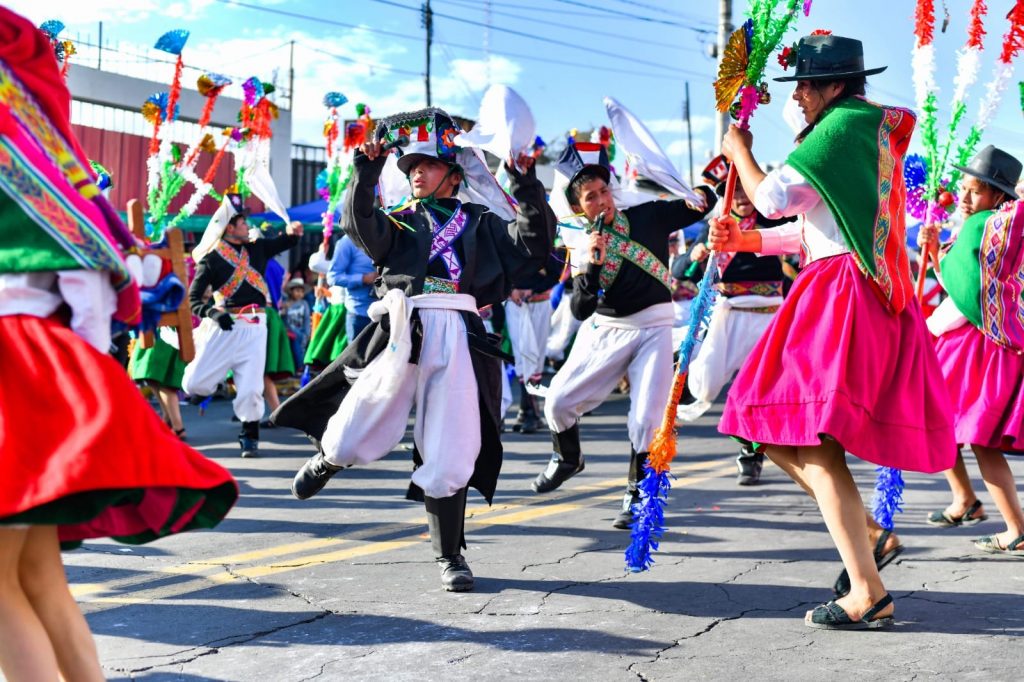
xmin=72 ymin=460 xmax=735 ymax=605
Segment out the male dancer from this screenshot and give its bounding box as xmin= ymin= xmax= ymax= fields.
xmin=534 ymin=142 xmax=716 ymax=529
xmin=183 ymin=205 xmax=302 ymax=457
xmin=275 ymin=108 xmax=554 ymax=591
xmin=674 ymin=168 xmax=795 ymax=485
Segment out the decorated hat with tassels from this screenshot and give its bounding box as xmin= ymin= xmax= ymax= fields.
xmin=555 ymin=141 xmax=612 ymax=198
xmin=375 ymin=107 xmax=462 ymax=175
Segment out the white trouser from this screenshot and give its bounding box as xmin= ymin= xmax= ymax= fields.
xmin=321 ymin=292 xmax=481 ymax=499
xmin=505 ymin=298 xmax=553 ymax=380
xmin=182 ymin=313 xmax=268 ymax=423
xmin=545 ymin=292 xmax=582 ymax=362
xmin=679 ymin=295 xmax=780 ymax=421
xmin=545 ymin=303 xmax=675 ymax=452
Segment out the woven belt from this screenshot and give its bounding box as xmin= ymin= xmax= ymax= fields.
xmin=740 ymin=305 xmax=780 ymax=314
xmin=717 ymin=280 xmax=783 ymax=297
xmin=423 ymin=276 xmax=459 ymax=295
xmin=527 ymin=291 xmax=551 ymax=303
xmin=226 ymin=305 xmax=264 ymax=314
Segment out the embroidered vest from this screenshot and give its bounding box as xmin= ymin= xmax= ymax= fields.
xmin=214 ymin=241 xmax=269 ymax=303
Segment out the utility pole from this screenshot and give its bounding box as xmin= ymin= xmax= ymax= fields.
xmin=422 ymin=0 xmax=433 ymax=107
xmin=97 ymin=22 xmax=103 ymax=70
xmin=288 ymin=40 xmax=295 ymax=110
xmin=714 ymin=0 xmax=733 ymax=154
xmin=684 ymin=82 xmax=694 ymax=187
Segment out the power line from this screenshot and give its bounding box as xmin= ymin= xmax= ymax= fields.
xmin=294 ymin=41 xmax=422 ymax=78
xmin=605 ymin=0 xmax=718 ymax=26
xmin=437 ymin=0 xmax=705 ymax=54
xmin=211 ymin=0 xmax=712 ymax=80
xmin=366 ymin=0 xmax=697 ymax=73
xmin=550 ymin=0 xmax=716 ymax=33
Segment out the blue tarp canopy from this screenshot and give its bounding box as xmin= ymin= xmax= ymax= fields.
xmin=249 ymin=199 xmax=338 ymax=228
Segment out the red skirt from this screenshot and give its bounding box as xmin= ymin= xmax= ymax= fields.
xmin=934 ymin=323 xmax=1024 ymax=452
xmin=0 ymin=314 xmax=237 ymax=548
xmin=718 ymin=254 xmax=957 ymax=473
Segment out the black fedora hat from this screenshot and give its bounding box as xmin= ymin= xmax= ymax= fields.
xmin=952 ymin=145 xmax=1022 ymax=198
xmin=774 ymin=34 xmax=886 ymax=83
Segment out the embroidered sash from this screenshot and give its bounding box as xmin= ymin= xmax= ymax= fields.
xmin=427 ymin=202 xmax=469 ymax=282
xmin=980 ymin=202 xmax=1024 ymax=351
xmin=717 ymin=280 xmax=783 ymax=297
xmin=214 ymin=241 xmax=270 ymax=302
xmin=589 ymin=211 xmax=671 ymax=292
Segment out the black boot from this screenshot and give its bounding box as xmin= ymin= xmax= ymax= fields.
xmin=239 ymin=421 xmax=259 ymax=458
xmin=292 ymin=450 xmax=343 ymax=499
xmin=736 ymin=446 xmax=765 ymax=486
xmin=514 ymin=385 xmax=541 ymax=434
xmin=532 ymin=424 xmax=585 ymax=493
xmin=612 ymin=448 xmax=646 ymax=529
xmin=425 ymin=488 xmax=474 ymax=592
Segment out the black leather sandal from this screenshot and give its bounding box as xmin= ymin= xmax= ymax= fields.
xmin=806 ymin=593 xmax=894 ymax=630
xmin=833 ymin=529 xmax=904 ymax=598
xmin=926 ymin=499 xmax=987 ymax=527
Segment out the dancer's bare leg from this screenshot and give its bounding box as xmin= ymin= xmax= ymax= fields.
xmin=972 ymin=444 xmax=1024 ymax=548
xmin=0 ymin=527 xmax=60 ymax=681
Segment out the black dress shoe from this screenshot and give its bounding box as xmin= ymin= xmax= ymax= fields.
xmin=291 ymin=452 xmax=343 ymax=500
xmin=612 ymin=490 xmax=640 ymax=529
xmin=531 ymin=455 xmax=585 ymax=493
xmin=437 ymin=554 xmax=474 ymax=592
xmin=736 ymin=449 xmax=764 ymax=486
xmin=239 ymin=437 xmax=259 ymax=458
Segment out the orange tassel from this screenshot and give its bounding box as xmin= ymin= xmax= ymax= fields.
xmin=646 ymin=371 xmax=687 ymax=474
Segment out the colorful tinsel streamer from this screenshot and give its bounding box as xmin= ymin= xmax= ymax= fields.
xmin=871 ymin=466 xmax=905 ymax=531
xmin=625 ymin=0 xmax=804 ymax=574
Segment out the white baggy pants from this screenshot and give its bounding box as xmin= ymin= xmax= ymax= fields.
xmin=544 ymin=303 xmax=675 ymax=452
xmin=321 ymin=292 xmax=481 ymax=499
xmin=505 ymin=298 xmax=553 ymax=381
xmin=545 ymin=291 xmax=582 ymax=362
xmin=182 ymin=313 xmax=267 ymax=423
xmin=678 ymin=295 xmax=780 ymax=421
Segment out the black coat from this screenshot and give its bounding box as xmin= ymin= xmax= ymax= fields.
xmin=272 ymin=154 xmax=554 ymax=503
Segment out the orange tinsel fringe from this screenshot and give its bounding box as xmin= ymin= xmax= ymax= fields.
xmin=202 ymin=140 xmax=230 ymax=185
xmin=646 ymin=371 xmax=687 ymax=473
xmin=310 ymin=310 xmax=323 ymax=336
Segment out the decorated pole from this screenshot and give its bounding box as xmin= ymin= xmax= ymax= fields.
xmin=625 ymin=0 xmax=808 ymax=573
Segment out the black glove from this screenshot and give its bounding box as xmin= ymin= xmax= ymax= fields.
xmin=210 ymin=309 xmax=234 ymax=331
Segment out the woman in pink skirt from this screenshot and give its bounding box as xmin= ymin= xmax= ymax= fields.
xmin=710 ymin=34 xmax=956 ymax=630
xmin=919 ymin=145 xmax=1024 ymax=557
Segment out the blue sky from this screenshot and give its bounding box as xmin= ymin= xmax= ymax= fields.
xmin=11 ymin=0 xmax=1024 ymax=180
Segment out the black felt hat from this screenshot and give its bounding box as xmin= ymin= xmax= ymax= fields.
xmin=374 ymin=107 xmax=461 ymax=175
xmin=952 ymin=145 xmax=1022 ymax=198
xmin=774 ymin=34 xmax=886 ymax=82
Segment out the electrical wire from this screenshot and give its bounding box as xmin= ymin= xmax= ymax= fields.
xmin=550 ymin=0 xmax=716 ymax=33
xmin=368 ymin=0 xmax=702 ymax=73
xmin=437 ymin=0 xmax=706 ymax=54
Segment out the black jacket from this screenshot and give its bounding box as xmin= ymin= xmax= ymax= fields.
xmin=188 ymin=235 xmax=298 ymax=317
xmin=572 ymin=188 xmax=717 ymax=320
xmin=671 ymin=211 xmax=795 ymax=285
xmin=272 ymin=154 xmax=555 ymax=504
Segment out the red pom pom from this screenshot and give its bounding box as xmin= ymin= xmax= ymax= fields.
xmin=938 ymin=191 xmax=954 ymax=207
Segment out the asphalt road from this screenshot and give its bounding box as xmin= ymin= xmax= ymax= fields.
xmin=65 ymin=392 xmax=1023 ymax=681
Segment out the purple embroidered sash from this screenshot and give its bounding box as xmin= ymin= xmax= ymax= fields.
xmin=428 ymin=203 xmax=469 ymax=281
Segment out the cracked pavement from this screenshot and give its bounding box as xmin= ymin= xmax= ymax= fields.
xmin=64 ymin=396 xmax=1024 ymax=681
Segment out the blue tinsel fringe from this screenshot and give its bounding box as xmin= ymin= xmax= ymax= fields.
xmin=625 ymin=466 xmax=673 ymax=572
xmin=871 ymin=466 xmax=905 ymax=530
xmin=300 ymin=365 xmax=312 ymax=387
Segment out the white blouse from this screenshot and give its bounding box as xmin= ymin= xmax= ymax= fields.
xmin=0 ymin=270 xmax=117 ymax=352
xmin=752 ymin=165 xmax=850 ymax=263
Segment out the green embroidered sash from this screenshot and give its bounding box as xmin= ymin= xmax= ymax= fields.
xmin=589 ymin=211 xmax=671 ymax=292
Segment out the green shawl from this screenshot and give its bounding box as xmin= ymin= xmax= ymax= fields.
xmin=940 ymin=209 xmax=991 ymax=330
xmin=786 ymin=97 xmax=917 ymax=314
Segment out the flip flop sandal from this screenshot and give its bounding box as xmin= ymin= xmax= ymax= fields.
xmin=806 ymin=593 xmax=894 ymax=631
xmin=926 ymin=499 xmax=987 ymax=527
xmin=973 ymin=534 xmax=1024 ymax=556
xmin=833 ymin=529 xmax=905 ymax=598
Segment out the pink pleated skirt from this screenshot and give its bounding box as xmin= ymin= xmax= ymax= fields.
xmin=718 ymin=254 xmax=957 ymax=473
xmin=934 ymin=323 xmax=1024 ymax=453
